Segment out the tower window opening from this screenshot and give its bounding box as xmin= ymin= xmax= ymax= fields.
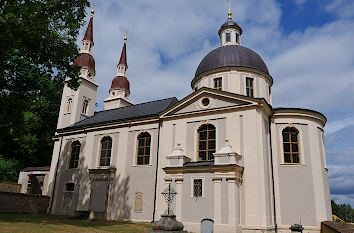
xmin=66 ymin=98 xmax=72 ymax=113
xmin=246 ymin=77 xmax=254 ymax=97
xmin=82 ymin=99 xmax=89 ymax=115
xmin=214 ymin=77 xmax=222 ymax=90
xmin=226 ymin=33 xmax=231 ymax=42
xmin=236 ymin=33 xmax=240 ymax=43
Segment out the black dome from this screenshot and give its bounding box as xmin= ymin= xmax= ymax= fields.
xmin=218 ymin=18 xmax=242 ymax=35
xmin=195 ymin=45 xmax=269 ymax=78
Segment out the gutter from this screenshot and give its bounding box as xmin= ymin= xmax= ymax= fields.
xmin=48 ymin=135 xmax=63 ymax=214
xmin=269 ymin=115 xmax=278 ymax=232
xmin=152 ymin=118 xmax=162 ymax=222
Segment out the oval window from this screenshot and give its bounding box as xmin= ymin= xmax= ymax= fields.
xmin=202 ymin=98 xmax=210 ymax=107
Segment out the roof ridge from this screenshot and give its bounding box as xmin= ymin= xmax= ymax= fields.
xmin=93 ymin=96 xmax=178 ymax=114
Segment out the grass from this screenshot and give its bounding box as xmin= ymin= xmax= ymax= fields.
xmin=0 ymin=213 xmax=152 ymax=233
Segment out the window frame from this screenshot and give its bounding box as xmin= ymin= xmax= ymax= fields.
xmin=246 ymin=77 xmax=254 ymax=97
xmin=66 ymin=98 xmax=73 ymax=113
xmin=197 ymin=124 xmax=216 ymax=161
xmin=69 ymin=141 xmax=81 ymax=169
xmin=226 ymin=32 xmax=231 ymax=42
xmin=82 ymin=99 xmax=89 ymax=115
xmin=282 ymin=127 xmax=300 ymax=164
xmin=136 ymin=132 xmax=151 ymax=166
xmin=99 ymin=136 xmax=112 ymax=167
xmin=191 ymin=177 xmax=205 ymax=198
xmin=213 ymin=77 xmax=222 ymax=90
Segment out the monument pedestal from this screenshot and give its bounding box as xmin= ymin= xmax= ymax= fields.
xmin=149 ymin=215 xmax=187 ymax=233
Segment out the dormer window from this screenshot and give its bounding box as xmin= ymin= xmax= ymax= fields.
xmin=226 ymin=33 xmax=231 ymax=42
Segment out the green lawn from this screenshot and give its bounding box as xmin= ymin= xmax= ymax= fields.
xmin=0 ymin=214 xmax=151 ymax=233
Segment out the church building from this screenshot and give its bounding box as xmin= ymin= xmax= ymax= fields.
xmin=46 ymin=5 xmax=332 ymax=233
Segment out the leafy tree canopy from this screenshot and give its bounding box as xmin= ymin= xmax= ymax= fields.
xmin=332 ymin=200 xmax=354 ymax=223
xmin=0 ymin=0 xmax=90 ymax=182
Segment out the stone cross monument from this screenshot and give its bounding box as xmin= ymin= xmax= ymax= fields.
xmin=150 ymin=184 xmax=187 ymax=232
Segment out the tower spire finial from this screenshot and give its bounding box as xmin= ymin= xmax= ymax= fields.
xmin=91 ymin=1 xmax=95 ymax=17
xmin=124 ymin=30 xmax=128 ymax=44
xmin=228 ymin=0 xmax=232 ymax=19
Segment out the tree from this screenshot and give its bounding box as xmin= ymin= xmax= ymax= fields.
xmin=331 ymin=199 xmax=354 ymax=223
xmin=0 ymin=0 xmax=90 ymax=179
xmin=0 ymin=155 xmax=19 ymax=183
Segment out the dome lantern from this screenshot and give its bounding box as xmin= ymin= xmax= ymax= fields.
xmin=218 ymin=1 xmax=242 ymax=46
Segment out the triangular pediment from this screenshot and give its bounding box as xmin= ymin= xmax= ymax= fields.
xmin=161 ymin=88 xmax=260 ymax=117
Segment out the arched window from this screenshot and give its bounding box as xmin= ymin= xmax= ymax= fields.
xmin=100 ymin=136 xmax=112 ymax=166
xmin=282 ymin=127 xmax=300 ymax=163
xmin=137 ymin=132 xmax=151 ymax=165
xmin=198 ymin=124 xmax=216 ymax=161
xmin=69 ymin=141 xmax=80 ymax=168
xmin=66 ymin=98 xmax=72 ymax=113
xmin=82 ymin=99 xmax=89 ymax=115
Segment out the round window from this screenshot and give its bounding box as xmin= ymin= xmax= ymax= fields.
xmin=202 ymin=98 xmax=210 ymax=107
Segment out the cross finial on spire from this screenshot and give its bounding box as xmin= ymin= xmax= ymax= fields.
xmin=228 ymin=0 xmax=232 ymax=19
xmin=91 ymin=1 xmax=95 ymax=17
xmin=124 ymin=30 xmax=128 ymax=44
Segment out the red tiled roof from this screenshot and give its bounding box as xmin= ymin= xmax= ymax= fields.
xmin=111 ymin=76 xmax=130 ymax=91
xmin=73 ymin=53 xmax=95 ymax=71
xmin=83 ymin=17 xmax=93 ymax=43
xmin=118 ymin=43 xmax=127 ymax=66
xmin=21 ymin=166 xmax=51 ymax=172
xmin=322 ymin=221 xmax=354 ymax=233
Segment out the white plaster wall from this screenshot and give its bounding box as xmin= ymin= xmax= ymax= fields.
xmin=193 ymin=70 xmax=272 ymax=104
xmin=271 ymin=114 xmax=332 ymax=229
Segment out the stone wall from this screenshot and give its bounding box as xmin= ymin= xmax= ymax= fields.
xmin=0 ymin=182 xmax=21 ymax=193
xmin=0 ymin=192 xmax=49 ymax=214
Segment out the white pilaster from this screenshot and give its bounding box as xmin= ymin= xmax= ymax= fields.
xmin=213 ymin=177 xmax=222 ymax=224
xmin=228 ymin=178 xmax=236 ymax=226
xmin=175 ymin=178 xmax=183 ymax=221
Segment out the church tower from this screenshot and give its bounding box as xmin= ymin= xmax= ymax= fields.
xmin=104 ymin=37 xmax=132 ymax=110
xmin=56 ymin=9 xmax=98 ymax=129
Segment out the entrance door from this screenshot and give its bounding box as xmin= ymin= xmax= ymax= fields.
xmin=201 ymin=219 xmax=214 ymax=233
xmin=90 ymin=180 xmax=108 ymax=212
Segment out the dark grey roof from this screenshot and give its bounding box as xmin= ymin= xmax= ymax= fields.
xmin=195 ymin=45 xmax=269 ymax=78
xmin=59 ymin=97 xmax=178 ymax=131
xmin=183 ymin=161 xmax=214 ymax=167
xmin=273 ymin=107 xmax=326 ymax=120
xmin=218 ymin=18 xmax=242 ymax=35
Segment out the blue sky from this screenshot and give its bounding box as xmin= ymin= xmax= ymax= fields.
xmin=79 ymin=0 xmax=354 ymax=206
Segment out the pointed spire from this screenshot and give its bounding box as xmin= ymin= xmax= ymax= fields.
xmin=83 ymin=18 xmax=93 ymax=42
xmin=228 ymin=0 xmax=232 ymax=19
xmin=118 ymin=37 xmax=127 ymax=67
xmin=83 ymin=2 xmax=94 ymax=42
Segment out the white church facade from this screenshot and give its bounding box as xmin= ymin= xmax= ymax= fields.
xmin=46 ymin=6 xmax=332 ymax=233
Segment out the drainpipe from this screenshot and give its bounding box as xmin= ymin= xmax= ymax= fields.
xmin=48 ymin=135 xmax=63 ymax=214
xmin=269 ymin=115 xmax=278 ymax=232
xmin=152 ymin=118 xmax=162 ymax=222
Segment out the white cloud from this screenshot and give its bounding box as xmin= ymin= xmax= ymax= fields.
xmin=328 ymin=165 xmax=354 ymax=205
xmin=325 ymin=0 xmax=354 ymax=19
